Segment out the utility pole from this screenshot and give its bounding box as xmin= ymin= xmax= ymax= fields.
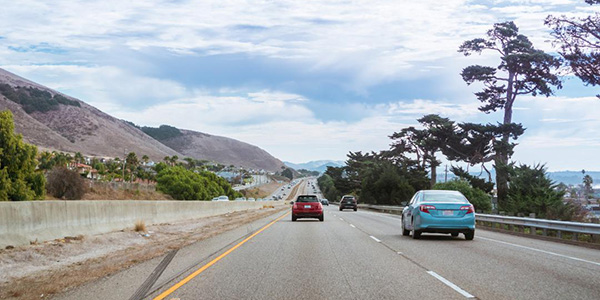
xmin=444 ymin=164 xmax=448 ymax=183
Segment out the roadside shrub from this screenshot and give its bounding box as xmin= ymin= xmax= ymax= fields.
xmin=134 ymin=220 xmax=146 ymax=232
xmin=46 ymin=167 xmax=86 ymax=200
xmin=504 ymin=163 xmax=573 ymax=220
xmin=433 ymin=179 xmax=492 ymax=212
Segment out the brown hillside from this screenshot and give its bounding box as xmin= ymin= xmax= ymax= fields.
xmin=0 ymin=68 xmax=286 ymax=171
xmin=0 ymin=68 xmax=181 ymax=160
xmin=159 ymin=129 xmax=285 ymax=172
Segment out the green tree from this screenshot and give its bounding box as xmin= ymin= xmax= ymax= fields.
xmin=74 ymin=152 xmax=84 ymax=165
xmin=326 ymin=151 xmax=428 ymax=205
xmin=317 ymin=174 xmax=341 ymax=202
xmin=459 ymin=21 xmax=562 ymax=207
xmin=546 ymin=0 xmax=600 ymax=97
xmin=388 ymin=115 xmax=458 ymax=187
xmin=360 ymin=161 xmax=415 ymax=206
xmin=156 ymin=166 xmax=241 ymax=200
xmin=583 ymin=174 xmax=594 ymax=199
xmin=38 ymin=151 xmax=55 ymax=171
xmin=449 ymin=166 xmax=495 ymax=194
xmin=126 ymin=152 xmax=139 ymax=183
xmin=0 ymin=110 xmax=45 ymax=200
xmin=504 ymin=163 xmax=575 ymax=220
xmin=183 ymin=157 xmax=195 ymax=170
xmin=433 ymin=179 xmax=492 ymax=212
xmin=281 ymin=168 xmax=293 ymax=180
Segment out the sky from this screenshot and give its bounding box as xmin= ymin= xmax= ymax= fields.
xmin=1 ymin=0 xmax=599 ymax=170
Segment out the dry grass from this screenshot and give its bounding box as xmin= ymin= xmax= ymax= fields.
xmin=134 ymin=220 xmax=146 ymax=232
xmin=44 ymin=184 xmax=173 ymax=200
xmin=240 ymin=181 xmax=286 ymax=199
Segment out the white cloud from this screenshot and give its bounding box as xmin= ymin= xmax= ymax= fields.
xmin=112 ymin=94 xmax=479 ymax=162
xmin=2 ymin=0 xmax=600 ymax=168
xmin=0 ymin=64 xmax=188 ymax=111
xmin=3 ymin=0 xmax=594 ymax=88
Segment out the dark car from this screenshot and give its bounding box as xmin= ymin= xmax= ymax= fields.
xmin=339 ymin=195 xmax=357 ymax=211
xmin=321 ymin=199 xmax=329 ymax=206
xmin=292 ymin=195 xmax=324 ymax=221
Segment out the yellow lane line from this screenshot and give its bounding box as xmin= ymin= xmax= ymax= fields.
xmin=153 ymin=211 xmax=290 ymax=300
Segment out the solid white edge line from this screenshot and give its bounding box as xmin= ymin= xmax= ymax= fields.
xmin=350 ymin=224 xmax=356 ymax=228
xmin=478 ymin=236 xmax=600 ymax=267
xmin=427 ymin=271 xmax=475 ymax=298
xmin=369 ymin=235 xmax=381 ymax=243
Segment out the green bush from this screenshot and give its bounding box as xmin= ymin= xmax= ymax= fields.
xmin=141 ymin=125 xmax=183 ymax=141
xmin=504 ymin=163 xmax=574 ymax=220
xmin=433 ymin=179 xmax=492 ymax=212
xmin=156 ymin=166 xmax=242 ymax=200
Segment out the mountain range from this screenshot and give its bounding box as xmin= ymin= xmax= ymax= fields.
xmin=0 ymin=68 xmax=285 ymax=171
xmin=284 ymin=160 xmax=345 ymax=173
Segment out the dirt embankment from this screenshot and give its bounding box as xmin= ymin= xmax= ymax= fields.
xmin=240 ymin=181 xmax=285 ymax=199
xmin=0 ymin=206 xmax=286 ymax=300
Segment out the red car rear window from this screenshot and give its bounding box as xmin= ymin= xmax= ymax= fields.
xmin=297 ymin=196 xmax=319 ymax=202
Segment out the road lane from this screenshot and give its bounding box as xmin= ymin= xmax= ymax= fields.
xmin=153 ymin=207 xmax=464 ymax=300
xmin=331 ymin=206 xmax=600 ymax=300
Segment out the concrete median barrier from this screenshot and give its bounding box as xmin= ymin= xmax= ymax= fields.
xmin=0 ymin=200 xmax=284 ymax=248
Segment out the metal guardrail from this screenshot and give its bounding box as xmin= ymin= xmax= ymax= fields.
xmin=351 ymin=203 xmax=600 ymax=242
xmin=476 ymin=213 xmax=600 ymax=240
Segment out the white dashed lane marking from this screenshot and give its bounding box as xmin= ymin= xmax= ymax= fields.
xmin=369 ymin=235 xmax=381 ymax=243
xmin=427 ymin=271 xmax=475 ymax=298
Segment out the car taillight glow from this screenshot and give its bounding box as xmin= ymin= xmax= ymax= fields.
xmin=460 ymin=205 xmax=474 ymax=214
xmin=419 ymin=205 xmax=436 ymax=213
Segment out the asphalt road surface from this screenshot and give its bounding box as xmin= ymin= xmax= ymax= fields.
xmin=55 ymin=178 xmax=600 ymax=300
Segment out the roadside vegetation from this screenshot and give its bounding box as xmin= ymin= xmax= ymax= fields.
xmin=0 ymin=110 xmax=45 ymax=200
xmin=319 ymin=4 xmax=600 ymax=221
xmin=155 ymin=166 xmax=242 ymax=200
xmin=0 ymin=110 xmax=244 ymax=201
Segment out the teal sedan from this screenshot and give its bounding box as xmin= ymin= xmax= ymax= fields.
xmin=401 ymin=190 xmax=475 ymax=240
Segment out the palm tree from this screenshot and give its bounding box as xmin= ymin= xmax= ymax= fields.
xmin=126 ymin=152 xmax=139 ymax=183
xmin=170 ymin=155 xmax=179 ymax=166
xmin=74 ymin=152 xmax=84 ymax=165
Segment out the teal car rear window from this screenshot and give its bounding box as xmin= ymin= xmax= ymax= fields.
xmin=422 ymin=192 xmax=467 ymax=203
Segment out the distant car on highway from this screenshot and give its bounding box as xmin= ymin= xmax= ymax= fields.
xmin=212 ymin=195 xmax=229 ymax=201
xmin=401 ymin=190 xmax=475 ymax=240
xmin=320 ymin=199 xmax=329 ymax=206
xmin=292 ymin=195 xmax=324 ymax=222
xmin=339 ymin=195 xmax=357 ymax=211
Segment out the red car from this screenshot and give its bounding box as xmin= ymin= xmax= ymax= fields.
xmin=292 ymin=195 xmax=324 ymax=222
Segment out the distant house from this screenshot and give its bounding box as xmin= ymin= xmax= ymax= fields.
xmin=74 ymin=163 xmax=100 ymax=180
xmin=216 ymin=171 xmax=237 ymax=181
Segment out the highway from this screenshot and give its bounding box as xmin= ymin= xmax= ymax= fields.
xmin=55 ymin=178 xmax=600 ymax=300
